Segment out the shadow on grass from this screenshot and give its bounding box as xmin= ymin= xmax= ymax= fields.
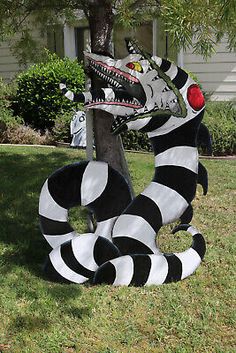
xmin=0 ymin=149 xmax=86 ymax=278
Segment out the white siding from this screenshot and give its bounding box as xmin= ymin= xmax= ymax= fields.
xmin=0 ymin=30 xmax=46 ymax=82
xmin=183 ymin=40 xmax=236 ymax=101
xmin=0 ymin=42 xmax=22 ymax=81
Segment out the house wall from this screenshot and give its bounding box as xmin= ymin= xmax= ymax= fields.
xmin=113 ymin=21 xmax=177 ymax=62
xmin=183 ymin=40 xmax=236 ymax=101
xmin=0 ymin=30 xmax=46 ymax=82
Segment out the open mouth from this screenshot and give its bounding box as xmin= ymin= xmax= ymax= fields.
xmin=85 ymin=38 xmax=188 ymax=135
xmin=86 ymin=57 xmax=144 ymax=111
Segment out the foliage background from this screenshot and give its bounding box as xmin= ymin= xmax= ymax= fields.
xmin=15 ymin=52 xmax=85 ymax=130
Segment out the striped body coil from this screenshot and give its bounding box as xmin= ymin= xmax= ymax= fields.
xmin=39 ymin=38 xmax=209 ymax=286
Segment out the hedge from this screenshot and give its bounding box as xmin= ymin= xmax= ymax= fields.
xmin=15 ymin=52 xmax=85 ymax=130
xmin=203 ymin=101 xmax=236 ymax=155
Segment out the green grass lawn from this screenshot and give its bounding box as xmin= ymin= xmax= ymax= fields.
xmin=0 ymin=146 xmax=235 ymax=353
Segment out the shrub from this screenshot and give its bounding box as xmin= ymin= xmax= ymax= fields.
xmin=0 ymin=125 xmax=53 ymax=145
xmin=15 ymin=52 xmax=85 ymax=130
xmin=51 ymin=110 xmax=73 ymax=143
xmin=121 ymin=130 xmax=152 ymax=152
xmin=0 ymin=78 xmax=23 ymax=130
xmin=204 ymin=101 xmax=236 ymax=155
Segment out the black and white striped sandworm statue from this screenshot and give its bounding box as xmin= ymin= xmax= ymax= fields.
xmin=39 ymin=38 xmax=211 ymax=286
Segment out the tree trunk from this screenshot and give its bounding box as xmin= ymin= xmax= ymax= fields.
xmin=87 ymin=1 xmax=134 ymax=194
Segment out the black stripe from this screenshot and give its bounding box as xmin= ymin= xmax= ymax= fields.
xmin=150 ymin=111 xmax=204 ymax=155
xmin=197 ymin=123 xmax=212 ymax=155
xmin=153 ymin=166 xmax=197 ymax=203
xmin=93 ymin=261 xmax=116 ymax=285
xmin=60 ymin=241 xmax=94 ymax=279
xmin=43 ymin=256 xmax=71 ymax=284
xmin=61 ymin=88 xmax=68 ymax=95
xmin=130 ymin=255 xmax=151 ymax=286
xmin=180 ymin=204 xmax=193 ymax=224
xmin=160 ymin=59 xmax=172 ymax=72
xmin=172 ymin=67 xmax=188 ymax=89
xmin=88 ymin=166 xmax=132 ymax=221
xmin=139 ymin=115 xmax=171 ymax=133
xmin=113 ymin=237 xmax=154 ymax=255
xmin=123 ymin=194 xmax=162 ymax=232
xmin=39 ymin=215 xmax=73 ymax=235
xmin=91 ymin=89 xmax=106 ymax=102
xmin=198 ymin=162 xmax=208 ymax=195
xmin=93 ymin=236 xmax=121 ymax=266
xmin=163 ymin=254 xmax=182 ymax=283
xmin=114 ymin=89 xmax=134 ymax=101
xmin=72 ymin=92 xmax=85 ymax=103
xmin=48 ymin=161 xmax=89 ymax=209
xmin=192 ymin=233 xmax=206 ymax=260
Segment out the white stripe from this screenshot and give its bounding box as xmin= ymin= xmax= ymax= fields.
xmin=165 ymin=63 xmax=178 ymax=80
xmin=83 ymin=92 xmax=92 ymax=103
xmin=49 ymin=246 xmax=88 ymax=283
xmin=71 ymin=234 xmax=99 ymax=271
xmin=152 ymin=56 xmax=162 ymax=66
xmin=44 ymin=231 xmax=77 ymax=248
xmin=59 ymin=83 xmax=66 ymax=90
xmin=95 ymin=216 xmax=117 ymax=240
xmin=145 ymin=254 xmax=169 ymax=285
xmin=39 ymin=180 xmax=68 ymax=222
xmin=65 ymin=90 xmax=75 ymax=101
xmin=175 ymin=248 xmax=201 ymax=280
xmin=81 ymin=161 xmax=108 ymax=206
xmin=141 ymin=182 xmax=188 ymax=225
xmin=112 ymin=255 xmax=134 ymax=285
xmin=112 ymin=214 xmax=160 ymax=254
xmin=147 ymin=114 xmax=188 ymax=138
xmin=179 ymin=77 xmax=191 ymax=94
xmin=155 ymin=146 xmax=198 ymax=173
xmin=187 ymin=225 xmax=199 ymax=236
xmin=102 ymin=88 xmax=115 ymax=101
xmin=126 ymin=117 xmax=152 ymax=131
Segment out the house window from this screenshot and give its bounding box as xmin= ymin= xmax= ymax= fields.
xmin=75 ymin=27 xmax=90 ymax=63
xmin=47 ymin=25 xmax=64 ymax=57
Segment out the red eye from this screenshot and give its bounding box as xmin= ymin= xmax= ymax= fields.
xmin=126 ymin=62 xmax=135 ymax=70
xmin=187 ymin=84 xmax=205 ymax=111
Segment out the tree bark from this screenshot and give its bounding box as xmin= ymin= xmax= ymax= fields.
xmin=87 ymin=0 xmax=134 ymax=194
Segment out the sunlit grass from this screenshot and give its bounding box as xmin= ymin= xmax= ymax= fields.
xmin=0 ymin=146 xmax=235 ymax=353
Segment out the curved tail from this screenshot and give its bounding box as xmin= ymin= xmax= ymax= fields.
xmin=39 ymin=161 xmax=132 ymax=283
xmin=93 ymin=224 xmax=206 ymax=286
